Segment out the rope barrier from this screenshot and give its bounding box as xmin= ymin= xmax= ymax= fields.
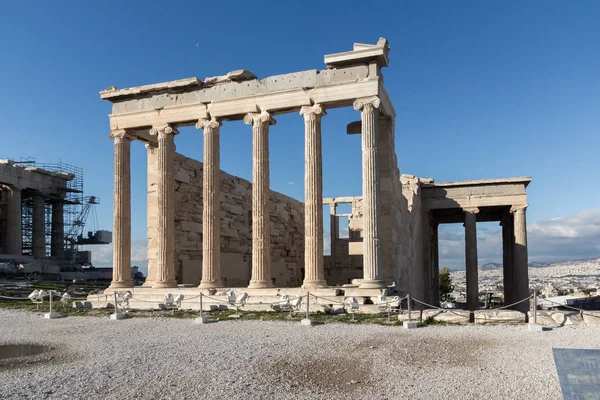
xmin=0 ymin=294 xmax=29 ymax=300
xmin=411 ymin=294 xmax=535 ymax=321
xmin=494 ymin=295 xmax=533 ymax=310
xmin=308 ymin=293 xmax=347 ymax=305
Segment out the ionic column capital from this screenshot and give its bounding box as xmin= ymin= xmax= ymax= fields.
xmin=145 ymin=143 xmax=157 ymax=153
xmin=353 ymin=96 xmax=381 ymax=112
xmin=300 ymin=104 xmax=326 ymax=121
xmin=243 ymin=111 xmax=276 ymax=126
xmin=108 ymin=129 xmax=136 ymax=141
xmin=462 ymin=207 xmax=480 ymax=215
xmin=195 ymin=117 xmax=222 ymax=131
xmin=510 ymin=204 xmax=528 ymax=213
xmin=149 ymin=125 xmax=180 ymax=137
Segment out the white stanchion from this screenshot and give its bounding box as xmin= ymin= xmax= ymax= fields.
xmin=528 ymin=290 xmax=543 ymax=332
xmin=194 ymin=292 xmax=209 ymax=324
xmin=44 ymin=290 xmax=58 ymax=319
xmin=110 ymin=292 xmax=124 ymax=320
xmin=403 ymin=293 xmax=417 ymax=329
xmin=300 ymin=291 xmax=313 ymax=326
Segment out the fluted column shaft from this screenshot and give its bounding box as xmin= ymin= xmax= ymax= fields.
xmin=245 ymin=111 xmax=275 ymax=288
xmin=50 ymin=200 xmax=64 ymax=258
xmin=144 ymin=143 xmax=158 ymax=287
xmin=354 ymin=96 xmax=385 ymax=289
xmin=464 ymin=208 xmax=479 ymax=312
xmin=301 ymin=104 xmax=326 ymax=288
xmin=109 ymin=130 xmax=134 ymax=288
xmin=32 ymin=194 xmax=45 ymax=257
xmin=197 ymin=118 xmax=224 ymax=288
xmin=151 ymin=125 xmax=179 ymax=288
xmin=511 ymin=205 xmax=529 ymax=312
xmin=6 ymin=188 xmax=22 ymax=255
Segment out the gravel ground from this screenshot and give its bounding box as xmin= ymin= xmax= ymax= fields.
xmin=0 ymin=309 xmax=595 ymax=399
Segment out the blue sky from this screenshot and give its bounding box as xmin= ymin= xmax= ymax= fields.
xmin=1 ymin=1 xmax=599 ymax=271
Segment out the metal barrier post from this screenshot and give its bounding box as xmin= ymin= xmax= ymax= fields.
xmin=110 ymin=291 xmax=123 ymax=320
xmin=44 ymin=290 xmax=57 ymax=319
xmin=195 ymin=292 xmax=209 ymax=324
xmin=301 ymin=291 xmax=313 ymax=326
xmin=527 ymin=290 xmax=543 ymax=332
xmin=403 ymin=294 xmax=417 ymax=329
xmin=533 ymin=291 xmax=537 ymax=325
xmin=306 ymin=291 xmax=310 ymax=320
xmin=200 ymin=293 xmax=203 ymax=317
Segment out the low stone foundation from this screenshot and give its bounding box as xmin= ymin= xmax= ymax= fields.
xmin=528 ymin=310 xmax=600 ymax=327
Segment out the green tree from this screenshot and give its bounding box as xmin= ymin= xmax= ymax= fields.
xmin=439 ymin=267 xmax=454 ymax=301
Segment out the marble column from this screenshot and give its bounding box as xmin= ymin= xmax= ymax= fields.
xmin=32 ymin=194 xmax=46 ymax=257
xmin=511 ymin=205 xmax=529 ymax=312
xmin=244 ymin=111 xmax=275 ymax=288
xmin=300 ymin=104 xmax=327 ymax=289
xmin=196 ymin=118 xmax=224 ymax=289
xmin=501 ymin=213 xmax=514 ymax=306
xmin=430 ymin=221 xmax=440 ymax=305
xmin=109 ymin=129 xmax=134 ymax=289
xmin=150 ymin=125 xmax=179 ymax=289
xmin=353 ymin=96 xmax=385 ymax=289
xmin=51 ymin=200 xmax=64 ymax=258
xmin=144 ymin=143 xmax=158 ymax=287
xmin=463 ymin=207 xmax=479 ymax=311
xmin=6 ymin=188 xmax=22 ymax=255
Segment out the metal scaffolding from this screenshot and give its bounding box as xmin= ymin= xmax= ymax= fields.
xmin=15 ymin=157 xmax=84 ymax=258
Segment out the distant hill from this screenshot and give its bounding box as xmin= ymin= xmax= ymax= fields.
xmin=480 ymin=263 xmax=502 ymax=271
xmin=528 ymin=261 xmax=549 ymax=268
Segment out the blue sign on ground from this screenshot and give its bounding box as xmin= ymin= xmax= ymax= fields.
xmin=553 ymin=348 xmax=600 ymax=399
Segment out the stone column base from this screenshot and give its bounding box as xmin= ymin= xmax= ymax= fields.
xmin=301 ymin=280 xmax=327 ymax=289
xmin=152 ymin=280 xmax=178 ymax=289
xmin=108 ymin=281 xmax=133 ymax=290
xmin=199 ymin=279 xmax=224 ymax=289
xmin=248 ymin=280 xmax=274 ymax=289
xmin=358 ymin=279 xmax=387 ymax=289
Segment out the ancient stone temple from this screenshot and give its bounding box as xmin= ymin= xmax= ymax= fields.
xmin=98 ymin=38 xmax=531 ymax=312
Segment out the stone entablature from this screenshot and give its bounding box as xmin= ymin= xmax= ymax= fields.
xmin=100 ymin=39 xmax=394 ymax=144
xmin=0 ymin=159 xmax=73 ymax=194
xmin=422 ymin=177 xmax=531 ymax=210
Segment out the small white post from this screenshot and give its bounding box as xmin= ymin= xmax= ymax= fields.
xmin=528 ymin=290 xmax=543 ymax=332
xmin=403 ymin=293 xmax=417 ymax=329
xmin=195 ymin=292 xmax=209 ymax=324
xmin=44 ymin=290 xmax=58 ymax=319
xmin=301 ymin=291 xmax=313 ymax=326
xmin=110 ymin=291 xmax=124 ymax=320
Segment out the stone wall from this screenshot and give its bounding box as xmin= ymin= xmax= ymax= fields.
xmin=324 ymin=227 xmax=363 ymax=286
xmin=147 ymin=152 xmax=305 ymax=287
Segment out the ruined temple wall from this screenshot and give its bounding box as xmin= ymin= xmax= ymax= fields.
xmin=147 ymin=152 xmax=305 ymax=287
xmin=324 ymin=232 xmax=363 ymax=286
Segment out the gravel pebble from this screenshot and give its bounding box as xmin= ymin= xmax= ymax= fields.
xmin=0 ymin=309 xmax=595 ymax=399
